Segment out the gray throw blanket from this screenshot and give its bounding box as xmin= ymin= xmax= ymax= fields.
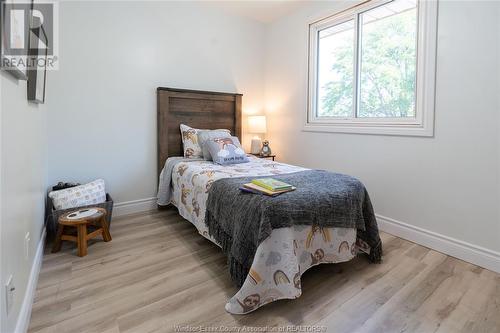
xmin=205 ymin=170 xmax=382 ymax=288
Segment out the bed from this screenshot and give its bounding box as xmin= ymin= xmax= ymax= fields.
xmin=156 ymin=87 xmax=382 ymax=314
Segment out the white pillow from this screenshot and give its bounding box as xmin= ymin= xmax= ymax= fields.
xmin=49 ymin=179 xmax=106 ymax=210
xmin=180 ymin=124 xmax=203 ymax=158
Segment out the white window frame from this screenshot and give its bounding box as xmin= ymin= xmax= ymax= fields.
xmin=305 ymin=0 xmax=438 ymax=137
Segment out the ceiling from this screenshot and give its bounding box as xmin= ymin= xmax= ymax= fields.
xmin=208 ymin=0 xmax=311 ymax=23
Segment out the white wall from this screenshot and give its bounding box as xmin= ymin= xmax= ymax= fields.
xmin=0 ymin=72 xmax=48 ymax=332
xmin=0 ymin=0 xmax=497 ymax=329
xmin=46 ymin=1 xmax=267 ymax=205
xmin=265 ymin=0 xmax=500 ymax=253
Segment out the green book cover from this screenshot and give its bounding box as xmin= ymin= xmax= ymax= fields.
xmin=251 ymin=178 xmax=292 ymax=191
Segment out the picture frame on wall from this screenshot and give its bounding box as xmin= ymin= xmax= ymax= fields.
xmin=27 ymin=15 xmax=47 ymax=103
xmin=0 ymin=0 xmax=30 ymax=80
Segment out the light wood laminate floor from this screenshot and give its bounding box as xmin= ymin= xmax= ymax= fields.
xmin=29 ymin=209 xmax=500 ymax=333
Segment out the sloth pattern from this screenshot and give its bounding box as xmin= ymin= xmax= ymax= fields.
xmin=338 ymin=241 xmax=350 ymax=253
xmin=205 ymin=179 xmax=214 ymax=193
xmin=184 ymin=148 xmax=195 ymax=158
xmin=177 ymin=164 xmax=189 ymax=176
xmin=182 ymin=128 xmax=198 ymax=144
xmin=213 ymin=137 xmax=237 ymax=150
xmin=306 ymin=225 xmax=331 ymax=249
xmin=273 ymin=270 xmax=290 ymax=285
xmin=192 ymin=197 xmax=200 ymax=217
xmin=200 ymin=170 xmax=216 ymax=178
xmin=237 ymin=294 xmax=261 ymax=313
xmin=181 ymin=184 xmax=191 ymax=206
xmin=310 ymin=248 xmax=325 ymax=265
xmin=191 ymin=187 xmax=203 ymax=217
xmin=351 ymin=242 xmax=357 ymax=256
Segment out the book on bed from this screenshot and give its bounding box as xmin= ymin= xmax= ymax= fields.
xmin=240 ymin=182 xmax=296 ymax=197
xmin=251 ymin=178 xmax=293 ymax=191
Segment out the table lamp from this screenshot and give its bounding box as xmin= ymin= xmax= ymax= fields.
xmin=248 ymin=115 xmax=267 ymax=154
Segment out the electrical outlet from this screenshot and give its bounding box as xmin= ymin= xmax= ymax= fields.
xmin=25 ymin=232 xmax=31 ymax=260
xmin=5 ymin=275 xmax=15 ymax=316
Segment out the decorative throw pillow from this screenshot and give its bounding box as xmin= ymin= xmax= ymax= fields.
xmin=198 ymin=130 xmax=232 ymax=161
xmin=49 ymin=179 xmax=106 ymax=210
xmin=206 ymin=137 xmax=249 ymax=165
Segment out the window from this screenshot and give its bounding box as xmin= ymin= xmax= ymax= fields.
xmin=306 ymin=0 xmax=437 ymax=136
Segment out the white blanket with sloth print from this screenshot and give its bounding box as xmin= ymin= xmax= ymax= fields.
xmin=157 ymin=156 xmax=369 ymax=314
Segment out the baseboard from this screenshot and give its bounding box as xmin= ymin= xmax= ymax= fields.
xmin=14 ymin=228 xmax=46 ymax=333
xmin=376 ymin=214 xmax=500 ymax=274
xmin=113 ymin=197 xmax=157 ymax=217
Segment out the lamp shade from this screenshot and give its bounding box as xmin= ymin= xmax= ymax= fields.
xmin=248 ymin=115 xmax=267 ymax=134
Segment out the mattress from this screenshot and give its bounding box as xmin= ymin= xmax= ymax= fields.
xmin=164 ymin=156 xmax=358 ymax=314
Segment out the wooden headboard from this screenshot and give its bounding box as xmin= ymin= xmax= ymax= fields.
xmin=157 ymin=87 xmax=242 ymax=174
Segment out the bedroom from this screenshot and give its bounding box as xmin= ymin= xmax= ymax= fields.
xmin=0 ymin=0 xmax=499 ymax=332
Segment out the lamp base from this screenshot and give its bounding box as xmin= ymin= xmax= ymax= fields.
xmin=250 ymin=138 xmax=262 ymax=154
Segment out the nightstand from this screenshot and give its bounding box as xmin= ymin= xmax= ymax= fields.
xmin=251 ymin=154 xmax=276 ymax=161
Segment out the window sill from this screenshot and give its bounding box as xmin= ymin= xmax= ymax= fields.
xmin=302 ymin=122 xmax=434 ymax=137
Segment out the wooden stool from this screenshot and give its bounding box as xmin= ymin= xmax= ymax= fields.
xmin=52 ymin=207 xmax=112 ymax=257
